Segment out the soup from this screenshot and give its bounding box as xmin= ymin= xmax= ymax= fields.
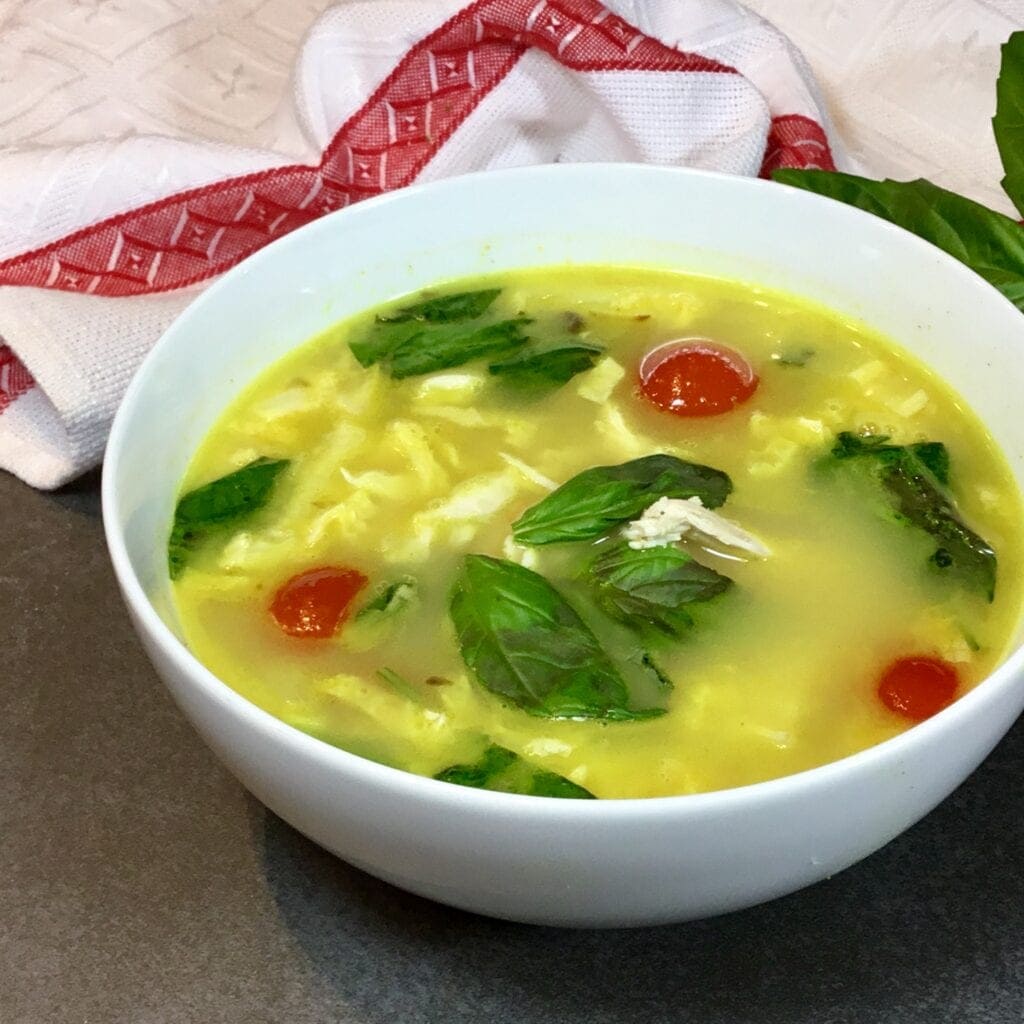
xmin=169 ymin=267 xmax=1023 ymax=799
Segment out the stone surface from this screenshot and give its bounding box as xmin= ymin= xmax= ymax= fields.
xmin=2 ymin=469 xmax=1023 ymax=1023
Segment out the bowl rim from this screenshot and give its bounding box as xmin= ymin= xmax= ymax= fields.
xmin=102 ymin=161 xmax=1024 ymax=818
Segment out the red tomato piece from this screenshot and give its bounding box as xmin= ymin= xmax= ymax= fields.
xmin=270 ymin=566 xmax=368 ymax=639
xmin=877 ymin=656 xmax=960 ymax=721
xmin=638 ymin=339 xmax=758 ymax=417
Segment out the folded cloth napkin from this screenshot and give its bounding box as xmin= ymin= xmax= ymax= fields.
xmin=0 ymin=0 xmax=836 ymax=489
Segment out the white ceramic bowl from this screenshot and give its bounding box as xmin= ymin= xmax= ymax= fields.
xmin=103 ymin=164 xmax=1024 ymax=927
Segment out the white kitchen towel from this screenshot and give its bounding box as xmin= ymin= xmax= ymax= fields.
xmin=0 ymin=0 xmax=838 ymax=489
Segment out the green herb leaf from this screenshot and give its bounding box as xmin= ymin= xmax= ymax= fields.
xmin=388 ymin=317 xmax=531 ymax=379
xmin=488 ymin=342 xmax=604 ymax=390
xmin=831 ymin=432 xmax=996 ymax=599
xmin=589 ymin=541 xmax=732 ymax=637
xmin=526 ymin=769 xmax=595 ymax=799
xmin=376 ymin=288 xmax=501 ymax=325
xmin=168 ymin=457 xmax=289 ymax=579
xmin=349 ymin=320 xmax=423 ymax=367
xmin=905 ymin=441 xmax=950 ymax=486
xmin=349 ymin=289 xmax=510 ymax=369
xmin=773 ymin=170 xmax=1024 ymax=314
xmin=356 ymin=577 xmax=417 ymax=618
xmin=512 ymin=454 xmax=732 ymax=546
xmin=449 ymin=555 xmax=665 ymax=720
xmin=434 ymin=743 xmax=517 ymax=787
xmin=994 ymin=31 xmax=1024 ymax=218
xmin=342 ymin=578 xmax=419 ymax=652
xmin=771 ymin=347 xmax=815 ymax=367
xmin=434 ymin=743 xmax=595 ymax=799
xmin=832 ymin=432 xmax=950 ymax=485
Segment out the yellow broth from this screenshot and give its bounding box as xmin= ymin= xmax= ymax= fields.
xmin=171 ymin=267 xmax=1023 ymax=798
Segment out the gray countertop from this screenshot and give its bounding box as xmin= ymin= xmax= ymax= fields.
xmin=3 ymin=469 xmax=1022 ymax=1024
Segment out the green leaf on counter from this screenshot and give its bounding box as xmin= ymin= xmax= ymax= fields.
xmin=772 ymin=169 xmax=1024 ymax=314
xmin=376 ymin=288 xmax=502 ymax=325
xmin=831 ymin=431 xmax=996 ymax=600
xmin=434 ymin=743 xmax=595 ymax=799
xmin=449 ymin=555 xmax=666 ymax=721
xmin=994 ymin=31 xmax=1024 ymax=218
xmin=488 ymin=342 xmax=604 ymax=390
xmin=589 ymin=541 xmax=733 ymax=637
xmin=168 ymin=457 xmax=289 ymax=579
xmin=512 ymin=454 xmax=732 ymax=546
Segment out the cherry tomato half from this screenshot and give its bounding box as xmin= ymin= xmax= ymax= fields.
xmin=638 ymin=339 xmax=758 ymax=417
xmin=270 ymin=566 xmax=368 ymax=639
xmin=877 ymin=656 xmax=960 ymax=721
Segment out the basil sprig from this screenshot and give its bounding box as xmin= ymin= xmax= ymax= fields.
xmin=772 ymin=171 xmax=1024 ymax=314
xmin=351 ymin=287 xmax=602 ymax=387
xmin=831 ymin=432 xmax=996 ymax=600
xmin=168 ymin=457 xmax=289 ymax=579
xmin=376 ymin=288 xmax=501 ymax=325
xmin=589 ymin=541 xmax=732 ymax=637
xmin=512 ymin=454 xmax=732 ymax=546
xmin=449 ymin=554 xmax=666 ymax=721
xmin=434 ymin=743 xmax=595 ymax=798
xmin=488 ymin=342 xmax=604 ymax=390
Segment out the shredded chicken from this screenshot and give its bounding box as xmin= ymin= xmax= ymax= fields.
xmin=623 ymin=496 xmax=770 ymax=557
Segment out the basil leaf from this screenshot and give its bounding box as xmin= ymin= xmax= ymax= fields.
xmin=772 ymin=347 xmax=815 ymax=367
xmin=526 ymin=769 xmax=595 ymax=799
xmin=449 ymin=554 xmax=665 ymax=720
xmin=376 ymin=288 xmax=501 ymax=325
xmin=357 ymin=577 xmax=417 ymax=618
xmin=488 ymin=343 xmax=604 ymax=390
xmin=773 ymin=170 xmax=1024 ymax=314
xmin=512 ymin=454 xmax=732 ymax=546
xmin=349 ymin=320 xmax=423 ymax=367
xmin=168 ymin=457 xmax=289 ymax=579
xmin=434 ymin=743 xmax=595 ymax=799
xmin=832 ymin=434 xmax=945 ymax=481
xmin=589 ymin=541 xmax=732 ymax=637
xmin=994 ymin=31 xmax=1024 ymax=218
xmin=349 ymin=289 xmax=509 ymax=368
xmin=389 ymin=317 xmax=531 ymax=379
xmin=434 ymin=743 xmax=517 ymax=787
xmin=905 ymin=441 xmax=950 ymax=486
xmin=832 ymin=433 xmax=951 ymax=485
xmin=831 ymin=432 xmax=996 ymax=599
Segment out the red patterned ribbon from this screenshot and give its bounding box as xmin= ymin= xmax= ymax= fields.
xmin=0 ymin=345 xmax=35 ymax=415
xmin=0 ymin=0 xmax=830 ymax=300
xmin=0 ymin=0 xmax=835 ymax=420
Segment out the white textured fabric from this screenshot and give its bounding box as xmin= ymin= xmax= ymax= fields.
xmin=0 ymin=0 xmax=831 ymax=487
